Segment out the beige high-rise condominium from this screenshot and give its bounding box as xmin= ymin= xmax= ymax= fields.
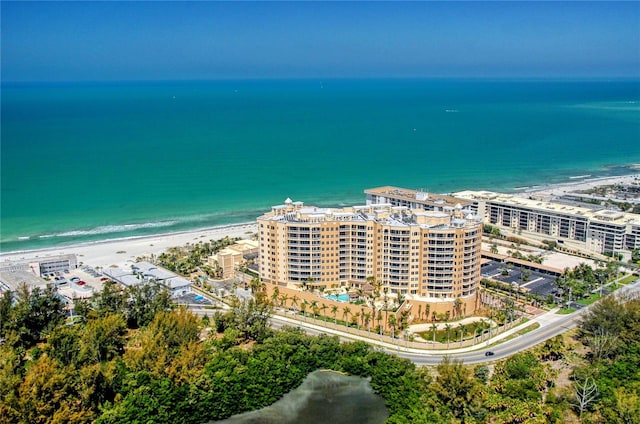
xmin=257 ymin=197 xmax=482 ymax=316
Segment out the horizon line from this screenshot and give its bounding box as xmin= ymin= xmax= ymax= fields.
xmin=3 ymin=76 xmax=640 ymax=86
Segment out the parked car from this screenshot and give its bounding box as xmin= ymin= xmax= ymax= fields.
xmin=77 ymin=281 xmax=86 ymax=286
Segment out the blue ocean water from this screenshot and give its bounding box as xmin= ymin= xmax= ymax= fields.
xmin=2 ymin=79 xmax=639 ymax=252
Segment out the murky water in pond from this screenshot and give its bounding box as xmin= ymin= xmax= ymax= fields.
xmin=212 ymin=370 xmax=389 ymax=424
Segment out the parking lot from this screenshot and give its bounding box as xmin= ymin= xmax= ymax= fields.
xmin=55 ymin=266 xmax=110 ymax=299
xmin=174 ymin=291 xmax=222 ymax=307
xmin=481 ymin=260 xmax=558 ymax=298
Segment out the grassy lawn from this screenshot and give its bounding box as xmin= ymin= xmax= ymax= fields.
xmin=418 ymin=326 xmax=489 ymax=344
xmin=557 ymin=307 xmax=577 ymax=315
xmin=504 ymin=323 xmax=540 ymax=339
xmin=577 ymin=293 xmax=602 ymax=306
xmin=515 ymin=322 xmax=539 ymax=336
xmin=485 ymin=322 xmax=541 ymax=346
xmin=619 ymin=275 xmax=637 ymax=285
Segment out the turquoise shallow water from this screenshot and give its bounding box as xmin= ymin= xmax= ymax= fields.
xmin=2 ymin=79 xmax=639 ymax=252
xmin=325 ymin=294 xmax=351 ymax=302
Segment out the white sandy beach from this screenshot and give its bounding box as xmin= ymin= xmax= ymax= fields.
xmin=0 ymin=223 xmax=258 ymax=269
xmin=513 ymin=173 xmax=640 ymax=198
xmin=2 ymin=173 xmax=639 ymax=271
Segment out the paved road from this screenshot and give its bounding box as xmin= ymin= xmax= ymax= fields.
xmin=266 ymin=310 xmax=586 ymax=366
xmin=189 ymin=305 xmax=587 ymax=366
xmin=399 ymin=312 xmax=583 ymax=365
xmin=190 ymin=279 xmax=640 ymax=366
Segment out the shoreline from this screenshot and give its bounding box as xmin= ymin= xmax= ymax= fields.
xmin=0 ymin=222 xmax=258 ymax=269
xmin=511 ymin=173 xmax=640 ymax=197
xmin=2 ymin=173 xmax=639 ymax=270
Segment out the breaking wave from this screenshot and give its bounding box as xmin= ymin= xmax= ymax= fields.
xmin=39 ymin=220 xmax=179 ymax=239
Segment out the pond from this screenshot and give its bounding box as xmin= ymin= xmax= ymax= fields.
xmin=211 ymin=370 xmax=389 ymax=424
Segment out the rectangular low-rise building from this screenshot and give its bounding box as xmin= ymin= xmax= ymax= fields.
xmin=453 ymin=190 xmax=640 ymax=256
xmin=0 ymin=254 xmax=79 ymax=293
xmin=209 ymin=239 xmax=259 ymax=279
xmin=106 ymin=262 xmax=192 ymax=297
xmin=365 ymin=186 xmax=471 ymax=211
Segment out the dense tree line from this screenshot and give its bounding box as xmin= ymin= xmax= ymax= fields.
xmin=1 ymin=281 xmax=639 ymax=423
xmin=556 ymin=262 xmax=620 ymax=302
xmin=572 ymin=295 xmax=640 ymax=423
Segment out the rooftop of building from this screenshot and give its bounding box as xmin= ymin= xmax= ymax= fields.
xmin=164 ymin=276 xmax=192 ymax=290
xmin=0 ymin=253 xmax=77 ymax=272
xmin=454 ymin=190 xmax=640 ymax=226
xmin=365 ymin=186 xmax=471 ymax=208
xmin=216 ymin=239 xmax=259 ymax=256
xmin=0 ymin=269 xmax=48 ymax=292
xmin=131 ymin=261 xmax=175 ymax=280
xmin=259 ymin=201 xmax=481 ymax=230
xmin=105 ymin=262 xmax=192 ymax=290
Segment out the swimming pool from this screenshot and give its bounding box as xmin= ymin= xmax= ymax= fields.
xmin=325 ymin=293 xmax=350 ymax=302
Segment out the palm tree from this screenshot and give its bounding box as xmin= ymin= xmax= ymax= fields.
xmin=377 ymin=310 xmax=383 ymax=335
xmin=249 ymin=277 xmax=262 ymax=294
xmin=444 ymin=323 xmax=452 ymax=348
xmin=291 ymin=295 xmax=299 ymax=314
xmin=398 ymin=310 xmax=409 ymax=337
xmin=271 ymin=286 xmax=280 ymax=306
xmin=397 ymin=292 xmax=405 ymax=308
xmin=301 ymin=300 xmax=308 ymax=318
xmin=383 ymin=293 xmax=389 ymax=324
xmin=279 ymin=294 xmax=288 ymax=309
xmin=364 ymin=312 xmax=372 ymax=333
xmin=311 ymin=301 xmax=319 ymax=320
xmin=488 ymin=310 xmax=495 ymax=338
xmin=342 ymin=306 xmax=351 ymax=326
xmin=353 ymin=312 xmax=361 ymax=330
xmin=367 ymin=275 xmax=378 ymax=296
xmin=458 ymin=323 xmax=465 ymax=346
xmin=502 ymin=298 xmax=515 ymax=325
xmin=320 ymin=304 xmax=328 ymax=320
xmin=431 ymin=323 xmax=438 ymax=342
xmin=388 ymin=315 xmax=397 ymax=340
xmin=302 ymin=277 xmax=315 ymax=291
xmin=454 ymin=298 xmax=463 ymax=319
xmin=371 ymin=305 xmax=377 ymax=328
xmin=331 ymin=305 xmax=339 ymax=324
xmin=374 ymin=279 xmax=383 ymax=302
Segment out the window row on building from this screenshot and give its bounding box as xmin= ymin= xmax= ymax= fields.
xmin=257 ymin=198 xmax=482 ymax=304
xmin=452 ymin=190 xmax=640 ymax=255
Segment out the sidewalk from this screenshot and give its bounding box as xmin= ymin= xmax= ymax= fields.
xmin=270 ymin=306 xmax=566 ymax=355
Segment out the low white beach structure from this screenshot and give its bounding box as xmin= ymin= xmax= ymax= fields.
xmin=105 ymin=261 xmax=192 ymax=297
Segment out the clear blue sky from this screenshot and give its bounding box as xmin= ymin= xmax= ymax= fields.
xmin=2 ymin=1 xmax=639 ymax=81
